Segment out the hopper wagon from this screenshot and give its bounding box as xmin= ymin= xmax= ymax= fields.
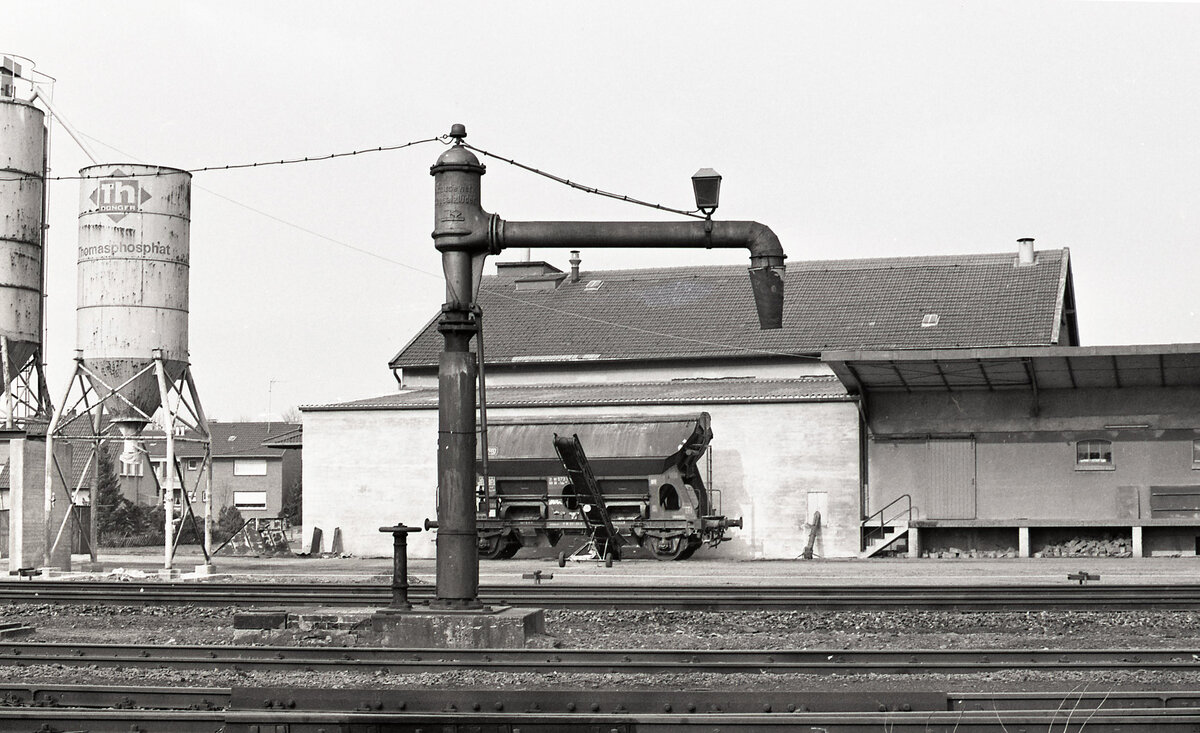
xmin=475 ymin=412 xmax=741 ymax=561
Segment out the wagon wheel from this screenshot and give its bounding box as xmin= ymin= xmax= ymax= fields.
xmin=650 ymin=536 xmax=688 ymax=561
xmin=478 ymin=535 xmax=519 ymax=560
xmin=497 ymin=539 xmax=522 ymax=559
xmin=675 ymin=538 xmax=703 ymax=561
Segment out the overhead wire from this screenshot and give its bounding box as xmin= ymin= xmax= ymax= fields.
xmin=462 ymin=142 xmax=707 ymax=220
xmin=0 ymin=136 xmax=452 ymax=181
xmin=58 ymin=131 xmax=814 ymax=362
xmin=78 ymin=132 xmax=441 ymax=278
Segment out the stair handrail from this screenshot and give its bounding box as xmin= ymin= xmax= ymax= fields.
xmin=861 ymin=494 xmax=912 ymax=550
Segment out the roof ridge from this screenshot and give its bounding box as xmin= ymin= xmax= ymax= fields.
xmin=481 ymin=250 xmax=1067 ymax=282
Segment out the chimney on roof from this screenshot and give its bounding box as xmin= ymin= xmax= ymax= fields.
xmin=569 ymin=250 xmax=581 ymax=282
xmin=1016 ymin=238 xmax=1036 ymax=266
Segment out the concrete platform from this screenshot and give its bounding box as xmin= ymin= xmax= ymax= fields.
xmin=16 ymin=548 xmax=1200 ymax=589
xmin=371 ymin=606 xmax=544 ymax=648
xmin=232 ymin=605 xmax=544 ymax=647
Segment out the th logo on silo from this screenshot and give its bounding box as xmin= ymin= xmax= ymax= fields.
xmin=90 ymin=169 xmax=152 ymax=223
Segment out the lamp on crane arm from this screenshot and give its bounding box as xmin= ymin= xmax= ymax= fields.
xmin=691 ymin=168 xmax=722 ymax=219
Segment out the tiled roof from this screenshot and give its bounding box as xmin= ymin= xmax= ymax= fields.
xmin=142 ymin=422 xmax=301 ymax=459
xmin=306 ymin=376 xmax=849 ymax=412
xmin=262 ymin=426 xmax=302 ymax=449
xmin=390 ymin=250 xmax=1075 ymax=369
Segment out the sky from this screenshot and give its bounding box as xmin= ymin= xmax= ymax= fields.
xmin=4 ymin=1 xmax=1200 ymax=421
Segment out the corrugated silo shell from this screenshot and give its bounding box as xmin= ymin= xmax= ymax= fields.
xmin=77 ymin=163 xmax=191 ymax=428
xmin=0 ymin=99 xmax=46 ymax=378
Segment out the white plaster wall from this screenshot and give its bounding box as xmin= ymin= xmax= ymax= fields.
xmin=303 ymin=400 xmax=862 ymax=560
xmin=302 ymin=410 xmax=440 ymax=559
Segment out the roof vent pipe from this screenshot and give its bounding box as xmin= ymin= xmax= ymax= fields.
xmin=1017 ymin=237 xmax=1035 ymax=266
xmin=569 ymin=250 xmax=581 ymax=282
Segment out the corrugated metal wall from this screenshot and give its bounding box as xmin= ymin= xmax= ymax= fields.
xmin=927 ymin=439 xmax=976 ymax=519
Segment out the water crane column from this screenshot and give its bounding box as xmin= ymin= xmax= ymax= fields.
xmin=428 ymin=124 xmax=787 ymax=608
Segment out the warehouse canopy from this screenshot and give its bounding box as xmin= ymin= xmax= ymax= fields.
xmin=824 ymin=344 xmax=1200 ymax=394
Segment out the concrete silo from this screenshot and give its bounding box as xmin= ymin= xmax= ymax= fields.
xmin=0 ymin=94 xmax=50 ymax=424
xmin=76 ymin=164 xmax=191 ymax=442
xmin=0 ymin=62 xmax=61 ymax=570
xmin=44 ymin=164 xmax=213 ymax=572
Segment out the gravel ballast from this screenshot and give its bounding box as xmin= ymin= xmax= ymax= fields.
xmin=6 ymin=603 xmax=1200 ymax=692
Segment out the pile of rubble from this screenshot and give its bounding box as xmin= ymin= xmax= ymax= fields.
xmin=923 ymin=547 xmax=1018 ymax=559
xmin=1034 ymin=535 xmax=1133 ymax=558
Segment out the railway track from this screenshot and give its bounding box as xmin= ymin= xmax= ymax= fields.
xmin=6 ymin=579 xmax=1200 ymax=609
xmin=4 ymin=685 xmax=1200 ymax=732
xmin=5 ymin=642 xmax=1200 ymax=674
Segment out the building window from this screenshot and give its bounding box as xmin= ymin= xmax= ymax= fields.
xmin=233 ymin=490 xmax=268 ymax=510
xmin=119 ymin=460 xmax=143 ymax=477
xmin=1076 ymin=439 xmax=1114 ymax=470
xmin=1193 ymin=439 xmax=1200 ymax=468
xmin=233 ymin=459 xmax=267 ymax=476
xmin=186 ymin=458 xmax=200 ymax=471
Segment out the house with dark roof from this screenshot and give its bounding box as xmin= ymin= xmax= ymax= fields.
xmin=302 ymin=243 xmax=1079 ymax=560
xmin=119 ymin=421 xmax=301 ymax=521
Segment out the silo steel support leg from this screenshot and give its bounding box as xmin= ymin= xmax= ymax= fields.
xmin=154 ymin=356 xmax=175 ymax=571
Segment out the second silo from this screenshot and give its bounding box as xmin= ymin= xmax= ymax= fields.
xmin=77 ymin=164 xmax=191 ymax=441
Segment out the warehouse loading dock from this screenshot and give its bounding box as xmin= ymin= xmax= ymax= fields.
xmin=827 ymin=344 xmax=1200 ymax=558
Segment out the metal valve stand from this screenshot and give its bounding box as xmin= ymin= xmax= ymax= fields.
xmin=378 ymin=524 xmax=423 ymax=611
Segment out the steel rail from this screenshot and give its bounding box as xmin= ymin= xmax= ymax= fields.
xmin=7 ymin=580 xmax=1200 ymax=610
xmin=221 ymin=708 xmax=1200 ymax=733
xmin=6 ymin=643 xmax=1200 ymax=675
xmin=4 ymin=685 xmax=1200 ymax=732
xmin=4 ymin=705 xmax=1200 ymax=733
xmin=0 ymin=683 xmax=227 ymax=709
xmin=9 ymin=684 xmax=1200 ymax=714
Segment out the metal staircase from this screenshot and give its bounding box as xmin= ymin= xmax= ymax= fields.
xmin=860 ymin=494 xmax=912 ymax=558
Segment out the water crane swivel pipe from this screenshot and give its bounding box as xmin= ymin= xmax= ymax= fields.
xmin=428 ymin=124 xmax=787 ymax=609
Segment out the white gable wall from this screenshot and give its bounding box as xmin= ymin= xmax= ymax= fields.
xmin=303 ymin=398 xmax=860 ymax=560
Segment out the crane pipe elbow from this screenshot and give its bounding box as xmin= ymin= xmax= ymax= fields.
xmin=708 ymin=221 xmax=785 ymax=269
xmin=716 ymin=221 xmax=786 ymax=330
xmin=745 ymin=222 xmax=786 ymax=270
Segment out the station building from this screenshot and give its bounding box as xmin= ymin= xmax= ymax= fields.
xmin=302 ymin=245 xmax=1079 ymax=559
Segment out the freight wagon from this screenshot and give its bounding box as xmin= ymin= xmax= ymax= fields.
xmin=475 ymin=412 xmax=741 ymax=561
